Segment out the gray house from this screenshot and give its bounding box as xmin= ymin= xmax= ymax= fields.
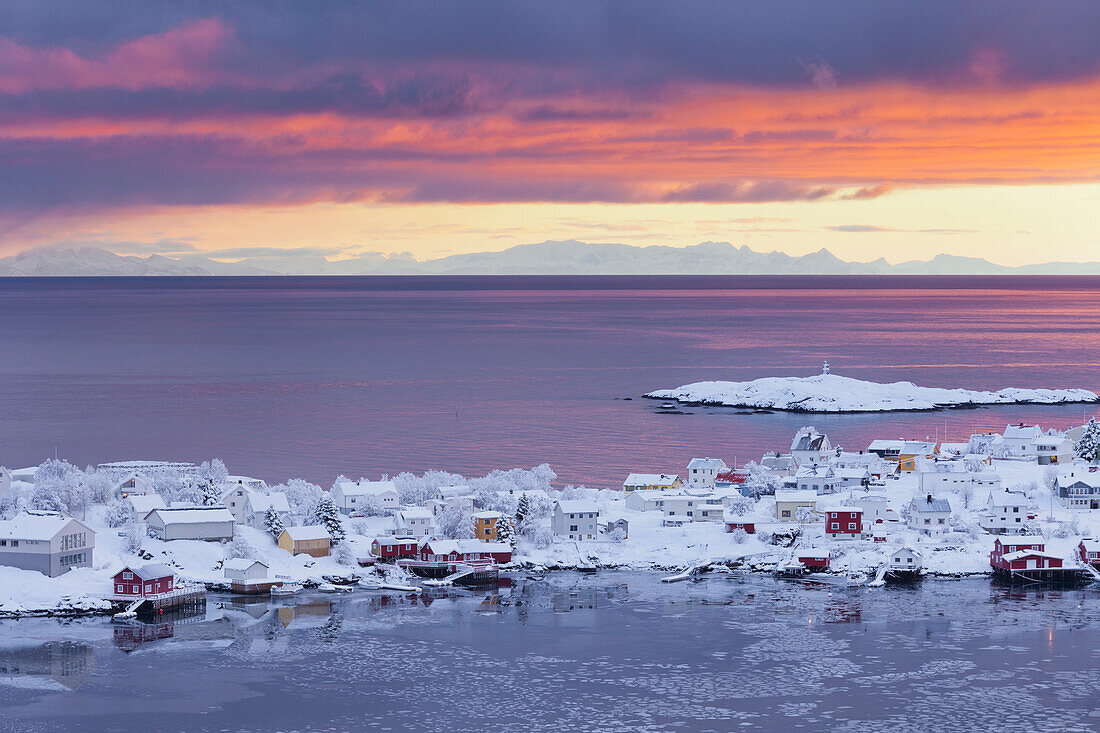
xmin=0 ymin=511 xmax=95 ymax=577
xmin=145 ymin=506 xmax=235 ymax=541
xmin=551 ymin=500 xmax=598 ymax=541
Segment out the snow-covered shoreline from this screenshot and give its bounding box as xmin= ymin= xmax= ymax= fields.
xmin=646 ymin=373 xmax=1099 ymax=413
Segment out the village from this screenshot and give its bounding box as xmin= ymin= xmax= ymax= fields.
xmin=1 ymin=412 xmax=1100 ymax=618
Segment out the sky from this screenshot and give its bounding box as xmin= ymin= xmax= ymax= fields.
xmin=2 ymin=1 xmax=1100 ymax=266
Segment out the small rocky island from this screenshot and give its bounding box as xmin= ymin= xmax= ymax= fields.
xmin=646 ymin=362 xmax=1099 ymax=413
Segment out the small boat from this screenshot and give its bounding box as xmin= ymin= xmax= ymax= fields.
xmin=318 ymin=583 xmax=353 ymax=593
xmin=358 ymin=577 xmax=383 ymax=590
xmin=422 ymin=578 xmax=453 ymax=588
xmin=660 ymin=403 xmax=676 ymax=409
xmin=380 ymin=582 xmax=423 ymax=594
xmin=270 ymin=582 xmax=303 ymax=597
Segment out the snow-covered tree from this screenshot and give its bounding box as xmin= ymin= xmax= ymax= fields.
xmin=123 ymin=522 xmax=144 ymax=555
xmin=278 ymin=478 xmax=323 ymax=520
xmin=495 ymin=516 xmax=516 ymax=549
xmin=794 ymin=506 xmax=817 ymax=524
xmin=104 ymin=499 xmax=132 ymax=528
xmin=729 ymin=528 xmax=748 ymax=544
xmin=742 ymin=461 xmax=781 ymax=498
xmin=311 ymin=494 xmax=346 ymax=546
xmin=226 ymin=534 xmax=255 ymax=560
xmin=727 ymin=494 xmax=753 ymax=517
xmin=263 ymin=505 xmax=285 ymax=539
xmin=334 ymin=541 xmax=356 ymax=566
xmin=29 ymin=481 xmax=68 ymax=512
xmin=608 ymin=526 xmax=627 ymax=543
xmin=1075 ymin=417 xmax=1100 ymax=463
xmin=515 ymin=493 xmax=531 ymax=527
xmin=437 ymin=503 xmax=474 ymax=539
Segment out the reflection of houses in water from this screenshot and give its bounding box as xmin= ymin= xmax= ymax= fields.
xmin=823 ymin=596 xmax=862 ymax=624
xmin=554 ymin=588 xmax=598 ymax=612
xmin=0 ymin=641 xmax=95 ymax=690
xmin=912 ymin=618 xmax=950 ymax=638
xmin=113 ymin=605 xmax=209 ymax=652
xmin=277 ymin=600 xmax=332 ymax=628
xmin=227 ymin=595 xmax=272 ymax=620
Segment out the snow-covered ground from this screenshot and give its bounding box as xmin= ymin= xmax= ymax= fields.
xmin=646 ymin=373 xmax=1098 ymax=412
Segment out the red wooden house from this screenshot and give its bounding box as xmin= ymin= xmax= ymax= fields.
xmin=990 ymin=536 xmax=1072 ymax=581
xmin=725 ymin=521 xmax=756 ymax=534
xmin=112 ymin=563 xmax=175 ymax=598
xmin=1079 ymin=539 xmax=1100 ymax=567
xmin=796 ymin=550 xmax=831 ymax=570
xmin=371 ymin=537 xmax=419 ymax=560
xmin=824 ymin=507 xmax=863 ymax=537
xmin=416 ymin=539 xmax=512 ymax=564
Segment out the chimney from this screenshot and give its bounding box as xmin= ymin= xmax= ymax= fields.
xmin=926 ymin=494 xmax=932 ymax=504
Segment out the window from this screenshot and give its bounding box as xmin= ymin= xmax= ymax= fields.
xmin=830 ymin=523 xmax=839 ymax=530
xmin=117 ymin=584 xmax=124 ymax=593
xmin=781 ymin=510 xmax=791 ymax=518
xmin=848 ymin=523 xmax=856 ymax=530
xmin=938 ymin=518 xmax=946 ymax=524
xmin=570 ymin=525 xmax=578 ymax=532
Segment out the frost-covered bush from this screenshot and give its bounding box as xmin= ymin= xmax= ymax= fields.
xmin=123 ymin=522 xmax=144 ymax=555
xmin=104 ymin=499 xmax=132 ymax=528
xmin=354 ymin=495 xmax=389 ymax=517
xmin=226 ymin=534 xmax=256 ymax=560
xmin=727 ymin=495 xmax=752 ymax=517
xmin=278 ymin=478 xmax=323 ymax=520
xmin=558 ymin=485 xmax=595 ymax=501
xmin=392 ymin=469 xmax=466 ymax=506
xmin=729 ymin=528 xmax=748 ymax=544
xmin=334 ymin=542 xmax=356 ymax=566
xmin=527 ymin=525 xmax=553 ymax=549
xmin=437 ymin=503 xmax=474 ymax=539
xmin=608 ymin=527 xmax=627 ymax=543
xmin=742 ymin=461 xmax=781 ymax=498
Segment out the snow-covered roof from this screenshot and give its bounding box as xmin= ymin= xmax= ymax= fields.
xmin=1003 ymin=424 xmax=1042 ymax=440
xmin=868 ymin=439 xmax=904 ymax=451
xmin=833 ymin=467 xmax=871 ymax=479
xmin=623 ymin=473 xmax=680 ymax=486
xmin=998 ymin=535 xmax=1045 ymax=545
xmin=224 ymin=558 xmax=269 ymax=571
xmin=398 ymin=507 xmax=433 ymax=520
xmin=435 ymin=485 xmax=472 ymax=499
xmin=335 ymin=480 xmax=398 ymax=496
xmin=1058 ymin=470 xmax=1100 ymax=488
xmin=988 ymin=492 xmax=1029 ymax=508
xmin=127 ymin=494 xmax=166 ymax=514
xmin=774 ymin=490 xmax=818 ymax=503
xmin=1081 ymin=539 xmax=1100 ymax=552
xmin=687 ymin=458 xmax=727 ymax=470
xmin=822 ymin=505 xmax=861 ymax=513
xmin=147 ymin=506 xmax=235 ymax=524
xmin=791 ymin=429 xmax=828 ymax=452
xmin=556 ymin=500 xmax=598 ymax=514
xmin=421 ymin=538 xmax=510 ymax=555
xmin=473 ymin=510 xmax=504 ymax=519
xmin=130 ymin=563 xmax=174 ymax=580
xmin=0 ymin=511 xmax=87 ymax=540
xmin=911 ymin=496 xmax=952 ymax=513
xmin=1001 ymin=550 xmax=1063 ymax=562
xmin=282 ymin=525 xmax=329 ymax=541
xmin=795 ymin=465 xmax=833 ymax=478
xmin=248 ymin=492 xmax=291 ymax=514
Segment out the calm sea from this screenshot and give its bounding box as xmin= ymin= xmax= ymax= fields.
xmin=0 ymin=276 xmax=1097 ymax=486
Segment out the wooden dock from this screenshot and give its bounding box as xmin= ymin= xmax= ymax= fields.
xmin=111 ymin=585 xmax=207 ymax=617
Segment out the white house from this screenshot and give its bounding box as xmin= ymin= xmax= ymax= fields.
xmin=795 ymin=465 xmax=836 ymax=495
xmin=659 ymin=495 xmax=699 ymax=522
xmin=1056 ymin=467 xmax=1100 ymax=509
xmin=1027 ymin=432 xmax=1074 ymax=465
xmin=686 ymin=458 xmax=729 ymax=490
xmin=919 ymin=460 xmax=1001 ymax=494
xmin=0 ymin=511 xmax=95 ymax=577
xmin=243 ymin=492 xmax=292 ymax=531
xmin=979 ymin=492 xmax=1032 ymax=534
xmin=145 ymin=507 xmax=235 ymax=541
xmin=331 ymin=480 xmax=400 ymax=515
xmin=126 ymin=493 xmax=166 ymax=525
xmin=112 ymin=472 xmax=154 ymax=499
xmin=774 ymin=489 xmax=819 ymax=522
xmin=223 ymin=558 xmax=269 ymax=582
xmin=907 ymin=495 xmax=952 ymax=536
xmin=850 ymin=493 xmax=891 ymax=525
xmin=1002 ymin=424 xmax=1043 ymax=457
xmin=551 ymin=500 xmax=598 ymax=541
xmin=888 ymin=546 xmax=922 ymax=573
xmin=695 ymin=505 xmax=726 ymax=523
xmin=624 ymin=490 xmax=666 ymax=513
xmin=220 ymin=483 xmax=256 ymax=523
xmin=390 ymin=507 xmax=434 ymax=538
xmin=791 ymin=427 xmax=831 ymax=466
xmin=433 ymin=485 xmax=473 ymax=502
xmin=832 ymin=466 xmax=872 ymax=490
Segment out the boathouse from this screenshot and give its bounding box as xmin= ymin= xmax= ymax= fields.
xmin=371 ymin=536 xmax=419 ymax=560
xmin=113 ymin=564 xmax=175 ymax=598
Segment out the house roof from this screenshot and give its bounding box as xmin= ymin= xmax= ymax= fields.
xmin=791 ymin=430 xmax=827 ymax=452
xmin=822 ymin=505 xmax=861 ymax=513
xmin=0 ymin=511 xmax=87 ymax=540
xmin=282 ymin=525 xmax=330 ymax=541
xmin=473 ymin=510 xmax=504 ymax=519
xmin=868 ymin=439 xmax=904 ymax=451
xmin=624 ymin=473 xmax=679 ymax=486
xmin=124 ymin=563 xmax=174 ymax=580
xmin=556 ymin=500 xmax=598 ymax=514
xmin=1001 ymin=550 xmax=1063 ymax=562
xmin=421 ymin=538 xmax=510 ymax=555
xmin=911 ymin=496 xmax=952 ymax=513
xmin=687 ymin=458 xmax=728 ymax=470
xmin=774 ymin=489 xmax=818 ymax=503
xmin=435 ymin=485 xmax=472 ymax=499
xmin=334 ymin=480 xmax=398 ymax=497
xmin=223 ymin=558 xmax=268 ymax=571
xmin=147 ymin=506 xmax=235 ymax=524
xmin=398 ymin=507 xmax=433 ymax=520
xmin=127 ymin=494 xmax=166 ymax=514
xmin=1003 ymin=424 xmax=1042 ymax=440
xmin=997 ymin=535 xmax=1045 ymax=545
xmin=988 ymin=492 xmax=1030 ymax=508
xmin=248 ymin=492 xmax=291 ymax=514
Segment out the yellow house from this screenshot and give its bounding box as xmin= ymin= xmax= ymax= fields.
xmin=278 ymin=525 xmax=331 ymax=558
xmin=774 ymin=490 xmax=818 ymax=522
xmin=623 ymin=473 xmax=683 ymax=492
xmin=473 ymin=511 xmax=505 ymax=540
xmin=868 ymin=440 xmax=939 ymax=473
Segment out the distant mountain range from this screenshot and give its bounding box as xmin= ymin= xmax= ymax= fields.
xmin=2 ymin=241 xmax=1098 ymax=276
